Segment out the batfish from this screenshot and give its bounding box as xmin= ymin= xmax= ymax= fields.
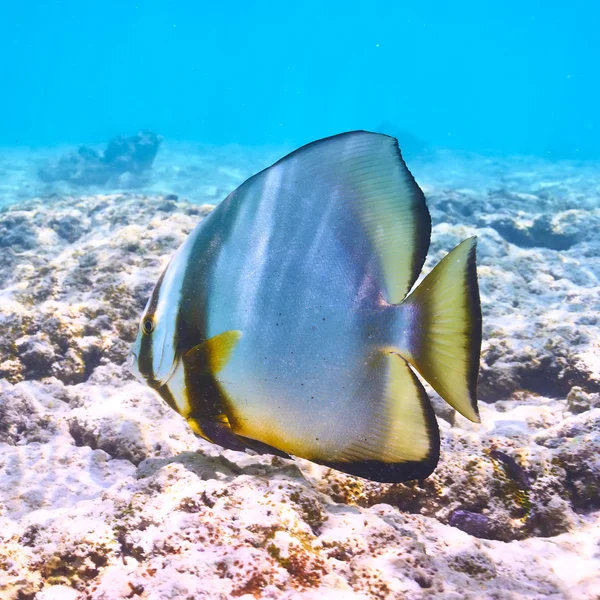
xmin=129 ymin=131 xmax=482 ymax=483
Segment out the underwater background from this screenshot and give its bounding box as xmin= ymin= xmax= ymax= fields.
xmin=1 ymin=0 xmax=599 ymax=158
xmin=0 ymin=1 xmax=599 ymax=599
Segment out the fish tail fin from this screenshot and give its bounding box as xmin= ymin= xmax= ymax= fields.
xmin=395 ymin=237 xmax=482 ymax=422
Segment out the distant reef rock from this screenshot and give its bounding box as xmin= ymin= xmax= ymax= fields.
xmin=0 ymin=177 xmax=599 ymax=598
xmin=37 ymin=131 xmax=162 ymax=187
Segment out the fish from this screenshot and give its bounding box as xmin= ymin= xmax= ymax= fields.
xmin=129 ymin=131 xmax=482 ymax=483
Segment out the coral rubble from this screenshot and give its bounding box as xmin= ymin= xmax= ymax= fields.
xmin=0 ymin=148 xmax=599 ymax=598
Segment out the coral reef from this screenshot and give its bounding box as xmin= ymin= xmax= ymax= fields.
xmin=0 ymin=148 xmax=599 ymax=598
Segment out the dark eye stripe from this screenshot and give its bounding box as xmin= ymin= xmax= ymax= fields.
xmin=142 ymin=318 xmax=155 ymax=334
xmin=138 ymin=268 xmax=167 ymax=382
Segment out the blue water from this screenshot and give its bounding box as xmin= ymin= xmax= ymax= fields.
xmin=0 ymin=0 xmax=598 ymax=159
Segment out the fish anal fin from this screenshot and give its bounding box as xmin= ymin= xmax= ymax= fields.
xmin=319 ymin=352 xmax=440 ymax=483
xmin=184 ymin=330 xmax=242 ymax=375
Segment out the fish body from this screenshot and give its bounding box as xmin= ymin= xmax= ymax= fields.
xmin=130 ymin=131 xmax=482 ymax=483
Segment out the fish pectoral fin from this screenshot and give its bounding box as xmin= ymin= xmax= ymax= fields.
xmin=236 ymin=435 xmax=292 ymax=459
xmin=317 ymin=352 xmax=440 ymax=483
xmin=183 ymin=330 xmax=242 ymax=375
xmin=198 ymin=419 xmax=253 ymax=453
xmin=192 ymin=417 xmax=289 ymax=456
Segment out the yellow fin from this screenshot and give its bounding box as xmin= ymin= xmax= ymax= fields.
xmin=184 ymin=330 xmax=242 ymax=375
xmin=342 ymin=134 xmax=431 ymax=303
xmin=380 ymin=351 xmax=439 ymax=464
xmin=317 ymin=352 xmax=440 ymax=483
xmin=400 ymin=237 xmax=482 ymax=422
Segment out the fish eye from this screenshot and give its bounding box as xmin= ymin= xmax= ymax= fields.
xmin=142 ymin=318 xmax=155 ymax=335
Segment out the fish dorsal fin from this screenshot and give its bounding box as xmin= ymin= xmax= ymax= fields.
xmin=184 ymin=330 xmax=242 ymax=375
xmin=271 ymin=131 xmax=431 ymax=304
xmin=343 ymin=133 xmax=431 ymax=303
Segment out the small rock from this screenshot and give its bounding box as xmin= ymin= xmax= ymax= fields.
xmin=489 ymin=214 xmax=576 ymax=250
xmin=16 ymin=335 xmax=56 ymax=379
xmin=49 ymin=214 xmax=85 ymax=243
xmin=567 ymin=386 xmax=599 ymax=413
xmin=448 ymin=510 xmax=497 ymax=540
xmin=449 ymin=549 xmax=497 ymax=579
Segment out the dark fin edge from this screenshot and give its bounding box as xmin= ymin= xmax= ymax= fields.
xmin=317 ymin=454 xmax=439 ymax=484
xmin=465 ymin=239 xmax=482 ymax=411
xmin=390 ymin=138 xmax=432 ymax=300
